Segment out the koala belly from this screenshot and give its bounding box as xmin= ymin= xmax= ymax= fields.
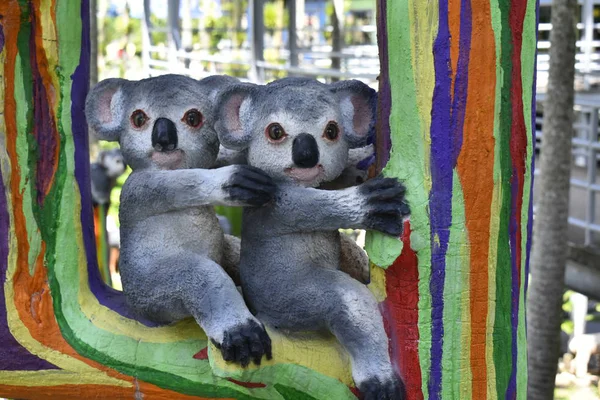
xmin=120 ymin=206 xmax=225 ymax=279
xmin=239 ymin=230 xmax=342 ymax=330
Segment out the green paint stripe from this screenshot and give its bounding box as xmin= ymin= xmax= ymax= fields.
xmin=488 ymin=0 xmax=504 ymax=397
xmin=441 ymin=172 xmax=469 ymax=400
xmin=517 ymin=0 xmax=537 ymax=397
xmin=493 ymin=0 xmax=514 ymax=397
xmin=13 ymin=9 xmax=42 ymax=276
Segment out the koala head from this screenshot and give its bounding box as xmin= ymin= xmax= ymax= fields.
xmin=98 ymin=148 xmax=126 ymax=178
xmin=85 ymin=74 xmax=238 ymax=171
xmin=214 ymin=78 xmax=376 ymax=187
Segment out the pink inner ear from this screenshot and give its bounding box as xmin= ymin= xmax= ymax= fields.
xmin=224 ymin=94 xmax=244 ymax=133
xmin=98 ymin=87 xmax=118 ymax=124
xmin=351 ymin=95 xmax=373 ymax=137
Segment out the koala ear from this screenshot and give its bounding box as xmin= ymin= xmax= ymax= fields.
xmin=85 ymin=78 xmax=128 ymax=142
xmin=199 ymin=75 xmax=240 ymax=102
xmin=214 ymin=83 xmax=255 ymax=151
xmin=330 ymin=80 xmax=377 ymax=148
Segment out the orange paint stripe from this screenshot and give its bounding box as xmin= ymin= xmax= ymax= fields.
xmin=455 ymin=2 xmax=497 ymax=399
xmin=0 ymin=383 xmax=227 ymax=400
xmin=449 ymin=0 xmax=461 ymax=95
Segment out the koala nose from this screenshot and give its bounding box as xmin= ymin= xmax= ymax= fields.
xmin=152 ymin=118 xmax=178 ymax=152
xmin=292 ymin=133 xmax=319 ymax=168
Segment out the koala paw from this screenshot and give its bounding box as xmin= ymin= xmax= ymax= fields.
xmin=359 ymin=375 xmax=407 ymax=400
xmin=213 ymin=319 xmax=272 ymax=367
xmin=223 ymin=165 xmax=277 ymax=207
xmin=359 ymin=176 xmax=410 ymax=237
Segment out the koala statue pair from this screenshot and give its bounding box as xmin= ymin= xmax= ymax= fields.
xmin=86 ymin=74 xmax=409 ymax=400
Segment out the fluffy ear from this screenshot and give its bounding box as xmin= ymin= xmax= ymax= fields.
xmin=214 ymin=83 xmax=255 ymax=151
xmin=199 ymin=75 xmax=240 ymax=102
xmin=330 ymin=80 xmax=377 ymax=148
xmin=85 ymin=78 xmax=128 ymax=142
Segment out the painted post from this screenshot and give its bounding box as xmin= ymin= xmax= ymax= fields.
xmin=366 ymin=0 xmax=537 ymax=399
xmin=0 ymin=0 xmax=535 ymax=399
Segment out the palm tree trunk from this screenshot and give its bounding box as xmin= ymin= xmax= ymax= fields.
xmin=527 ymin=0 xmax=578 ymax=398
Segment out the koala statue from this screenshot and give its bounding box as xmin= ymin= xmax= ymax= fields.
xmin=214 ymin=78 xmax=409 ymax=399
xmin=85 ymin=74 xmax=274 ymax=367
xmin=90 ymin=148 xmax=126 ymax=205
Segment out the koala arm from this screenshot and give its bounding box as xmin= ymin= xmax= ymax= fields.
xmin=120 ymin=166 xmax=275 ymax=221
xmin=271 ymin=177 xmax=409 ymax=236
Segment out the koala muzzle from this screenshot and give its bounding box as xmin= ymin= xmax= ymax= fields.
xmin=292 ymin=133 xmax=319 ymax=168
xmin=152 ymin=118 xmax=178 ymax=152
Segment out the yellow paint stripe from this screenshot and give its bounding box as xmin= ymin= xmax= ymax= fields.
xmin=0 ymin=370 xmax=130 ymax=387
xmin=408 ymin=0 xmax=438 ymax=193
xmin=209 ymin=326 xmax=353 ymax=385
xmin=486 ymin=184 xmax=501 ymax=400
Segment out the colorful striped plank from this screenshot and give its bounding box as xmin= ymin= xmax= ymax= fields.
xmin=0 ymin=0 xmax=535 ymax=399
xmin=365 ymin=0 xmax=536 ymax=399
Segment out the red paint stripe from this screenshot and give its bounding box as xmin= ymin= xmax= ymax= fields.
xmin=382 ymin=222 xmax=423 ymax=400
xmin=193 ymin=347 xmax=208 ymax=360
xmin=509 ymin=0 xmax=528 ymax=290
xmin=226 ymin=378 xmax=266 ymax=389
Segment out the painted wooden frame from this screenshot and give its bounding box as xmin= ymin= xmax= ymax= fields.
xmin=0 ymin=0 xmax=536 ymax=399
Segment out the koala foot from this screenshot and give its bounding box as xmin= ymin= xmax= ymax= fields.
xmin=359 ymin=375 xmax=406 ymax=400
xmin=223 ymin=165 xmax=277 ymax=207
xmin=213 ymin=319 xmax=272 ymax=367
xmin=359 ymin=176 xmax=410 ymax=237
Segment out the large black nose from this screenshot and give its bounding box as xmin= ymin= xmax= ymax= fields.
xmin=292 ymin=133 xmax=319 ymax=168
xmin=152 ymin=118 xmax=178 ymax=151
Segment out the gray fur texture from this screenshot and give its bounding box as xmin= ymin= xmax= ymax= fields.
xmin=215 ymin=78 xmax=409 ymax=399
xmin=85 ymin=74 xmax=273 ymax=367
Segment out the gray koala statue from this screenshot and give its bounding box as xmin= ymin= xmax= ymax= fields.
xmin=214 ymin=78 xmax=409 ymax=399
xmin=85 ymin=74 xmax=274 ymax=367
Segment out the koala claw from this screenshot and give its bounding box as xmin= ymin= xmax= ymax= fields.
xmin=223 ymin=165 xmax=277 ymax=207
xmin=360 ymin=177 xmax=410 ymax=237
xmin=359 ymin=375 xmax=407 ymax=400
xmin=214 ymin=319 xmax=272 ymax=367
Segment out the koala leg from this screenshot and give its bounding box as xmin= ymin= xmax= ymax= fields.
xmin=339 ymin=233 xmax=370 ymax=284
xmin=221 ymin=234 xmax=241 ymax=286
xmin=326 ymin=274 xmax=405 ymax=400
xmin=123 ymin=254 xmax=271 ymax=367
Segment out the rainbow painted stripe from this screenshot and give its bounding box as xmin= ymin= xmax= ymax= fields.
xmin=0 ymin=0 xmax=534 ymax=399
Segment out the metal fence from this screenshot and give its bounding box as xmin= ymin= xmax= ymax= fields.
xmin=535 ymin=93 xmax=600 ymax=246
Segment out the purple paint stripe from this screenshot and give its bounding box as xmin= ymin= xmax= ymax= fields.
xmin=0 ymin=155 xmax=58 ymax=370
xmin=70 ymin=0 xmax=158 ymax=326
xmin=0 ymin=22 xmax=5 ymax=52
xmin=428 ymin=0 xmax=453 ymax=397
xmin=28 ymin=2 xmax=58 ymax=206
xmin=375 ymin=0 xmax=392 ymax=173
xmin=450 ymin=0 xmax=472 ymax=166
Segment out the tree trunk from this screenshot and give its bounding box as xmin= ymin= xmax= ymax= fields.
xmin=330 ymin=0 xmax=343 ymax=81
xmin=526 ymin=0 xmax=577 ymax=398
xmin=0 ymin=0 xmax=537 ymax=398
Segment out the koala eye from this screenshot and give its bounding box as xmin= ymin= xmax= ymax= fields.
xmin=323 ymin=121 xmax=340 ymax=141
xmin=131 ymin=110 xmax=148 ymax=128
xmin=266 ymin=123 xmax=287 ymax=142
xmin=183 ymin=109 xmax=203 ymax=128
